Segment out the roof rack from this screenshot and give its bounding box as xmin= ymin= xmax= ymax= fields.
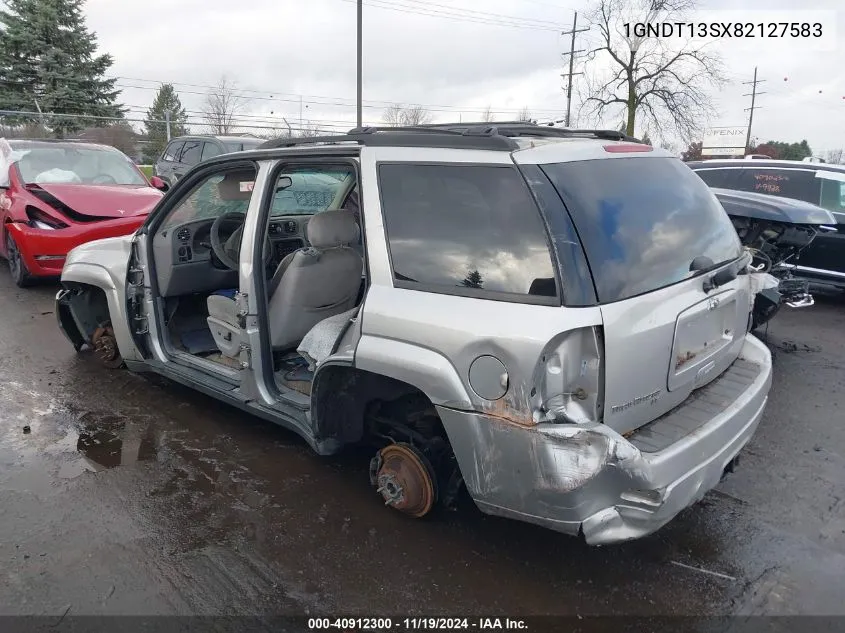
xmin=257 ymin=122 xmax=643 ymax=152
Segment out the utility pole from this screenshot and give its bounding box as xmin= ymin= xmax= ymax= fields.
xmin=164 ymin=110 xmax=171 ymax=141
xmin=743 ymin=66 xmax=766 ymax=154
xmin=356 ymin=0 xmax=363 ymax=128
xmin=560 ymin=11 xmax=589 ymax=127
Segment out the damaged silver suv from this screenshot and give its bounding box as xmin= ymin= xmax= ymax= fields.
xmin=55 ymin=123 xmax=773 ymax=544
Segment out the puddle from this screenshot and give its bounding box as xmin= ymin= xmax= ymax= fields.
xmin=0 ymin=382 xmax=158 ymax=495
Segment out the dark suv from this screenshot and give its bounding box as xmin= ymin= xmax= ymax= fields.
xmin=689 ymin=159 xmax=845 ymax=290
xmin=154 ymin=135 xmax=265 ymax=187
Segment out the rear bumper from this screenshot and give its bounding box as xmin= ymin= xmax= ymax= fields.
xmin=5 ymin=218 xmax=144 ymax=277
xmin=438 ymin=334 xmax=772 ymax=545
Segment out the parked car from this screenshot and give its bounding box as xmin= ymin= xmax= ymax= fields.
xmin=688 ymin=159 xmax=845 ymax=290
xmin=0 ymin=138 xmax=166 ymax=287
xmin=710 ymin=188 xmax=835 ymax=327
xmin=55 ymin=124 xmax=773 ymax=544
xmin=154 ymin=135 xmax=265 ymax=187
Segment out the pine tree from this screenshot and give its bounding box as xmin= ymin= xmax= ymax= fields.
xmin=461 ymin=270 xmax=484 ymax=289
xmin=0 ymin=0 xmax=123 ymax=136
xmin=143 ymin=84 xmax=188 ymax=163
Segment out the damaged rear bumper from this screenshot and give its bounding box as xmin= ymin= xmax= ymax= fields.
xmin=438 ymin=334 xmax=772 ymax=545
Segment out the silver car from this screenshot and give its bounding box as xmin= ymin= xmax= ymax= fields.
xmin=55 ymin=124 xmax=773 ymax=545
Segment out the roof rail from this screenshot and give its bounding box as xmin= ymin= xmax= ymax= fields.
xmin=257 ymin=122 xmax=644 ymax=152
xmin=424 ymin=122 xmax=642 ymax=143
xmin=258 ymin=129 xmax=520 ymax=151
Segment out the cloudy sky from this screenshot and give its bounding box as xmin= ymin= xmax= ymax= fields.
xmin=85 ymin=0 xmax=843 ymax=154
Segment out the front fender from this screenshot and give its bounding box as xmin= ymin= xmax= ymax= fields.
xmin=60 ymin=239 xmax=140 ymax=362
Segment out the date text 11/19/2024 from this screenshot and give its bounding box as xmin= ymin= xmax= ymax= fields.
xmin=307 ymin=618 xmax=529 ymax=630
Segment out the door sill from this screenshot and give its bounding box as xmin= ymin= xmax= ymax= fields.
xmin=169 ymin=349 xmax=240 ymax=383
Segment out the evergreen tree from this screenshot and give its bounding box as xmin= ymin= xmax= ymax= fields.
xmin=461 ymin=270 xmax=484 ymax=289
xmin=0 ymin=0 xmax=123 ymax=136
xmin=143 ymin=84 xmax=188 ymax=163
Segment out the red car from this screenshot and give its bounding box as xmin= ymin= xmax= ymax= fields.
xmin=0 ymin=139 xmax=166 ymax=287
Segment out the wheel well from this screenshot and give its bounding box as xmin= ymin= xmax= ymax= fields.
xmin=62 ymin=282 xmax=112 ymax=343
xmin=312 ymin=366 xmax=465 ymax=507
xmin=312 ymin=366 xmax=425 ymax=445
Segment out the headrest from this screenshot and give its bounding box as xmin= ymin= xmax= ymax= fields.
xmin=217 ymin=171 xmax=256 ymax=201
xmin=307 ymin=209 xmax=358 ymax=248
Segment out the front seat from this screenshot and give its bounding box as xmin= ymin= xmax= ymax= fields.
xmin=207 ymin=210 xmax=363 ymax=357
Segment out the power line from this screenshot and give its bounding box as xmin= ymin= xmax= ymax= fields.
xmin=112 ymin=79 xmax=566 ymax=117
xmin=336 ymin=0 xmax=562 ymax=32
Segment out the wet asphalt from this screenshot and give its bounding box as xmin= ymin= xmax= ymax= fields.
xmin=1 ymin=270 xmax=844 ymax=621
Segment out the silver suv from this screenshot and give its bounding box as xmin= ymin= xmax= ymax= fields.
xmin=55 ymin=124 xmax=773 ymax=544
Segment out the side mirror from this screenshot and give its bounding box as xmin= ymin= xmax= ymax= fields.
xmin=149 ymin=176 xmax=169 ymax=192
xmin=275 ymin=176 xmax=292 ymax=192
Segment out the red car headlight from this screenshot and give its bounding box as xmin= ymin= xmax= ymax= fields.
xmin=26 ymin=207 xmax=68 ymax=230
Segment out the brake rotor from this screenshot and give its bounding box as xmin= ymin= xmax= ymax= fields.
xmin=91 ymin=325 xmax=123 ymax=369
xmin=374 ymin=443 xmax=437 ymax=518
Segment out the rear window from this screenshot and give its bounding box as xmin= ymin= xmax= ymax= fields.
xmin=541 ymin=157 xmax=742 ymax=303
xmin=378 ymin=164 xmax=557 ymax=301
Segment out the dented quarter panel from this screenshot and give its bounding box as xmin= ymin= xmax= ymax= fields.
xmin=60 ymin=235 xmax=141 ymax=361
xmin=356 ymin=285 xmax=604 ymax=420
xmin=439 ymin=334 xmax=772 ymax=544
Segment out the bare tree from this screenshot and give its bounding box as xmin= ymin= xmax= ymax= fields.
xmin=825 ymin=148 xmax=844 ymax=164
xmin=517 ymin=106 xmax=534 ymax=123
xmin=579 ymin=0 xmax=725 ymax=142
xmin=382 ymin=103 xmax=432 ymax=127
xmin=202 ymin=76 xmax=248 ymax=134
xmin=481 ymin=106 xmax=495 ymax=122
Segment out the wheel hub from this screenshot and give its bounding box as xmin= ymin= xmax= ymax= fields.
xmin=374 ymin=443 xmax=437 ymax=518
xmin=91 ymin=326 xmax=122 ymax=369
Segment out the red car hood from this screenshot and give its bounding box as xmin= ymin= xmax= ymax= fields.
xmin=30 ymin=183 xmax=163 ymax=219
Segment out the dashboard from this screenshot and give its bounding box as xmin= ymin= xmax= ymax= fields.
xmin=152 ymin=215 xmax=311 ymax=297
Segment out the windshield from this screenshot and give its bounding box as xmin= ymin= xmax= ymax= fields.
xmin=540 ymin=157 xmax=743 ymax=303
xmin=14 ymin=145 xmax=147 ymax=186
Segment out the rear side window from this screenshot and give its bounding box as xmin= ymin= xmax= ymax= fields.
xmin=735 ymin=168 xmax=819 ymax=203
xmin=378 ymin=164 xmax=557 ymax=301
xmin=694 ymin=168 xmax=741 ymax=189
xmin=201 ymin=142 xmax=221 ymax=161
xmin=541 ymin=157 xmax=742 ymax=303
xmin=162 ymin=141 xmax=183 ymax=162
xmin=180 ymin=141 xmax=202 ymax=165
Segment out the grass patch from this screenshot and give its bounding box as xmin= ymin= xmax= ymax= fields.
xmin=138 ymin=165 xmax=153 ymax=179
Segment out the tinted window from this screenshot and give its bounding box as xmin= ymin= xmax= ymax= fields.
xmin=819 ymin=175 xmax=845 ymax=214
xmin=378 ymin=164 xmax=557 ymax=299
xmin=201 ymin=142 xmax=221 ymax=161
xmin=223 ymin=140 xmax=263 ymax=152
xmin=179 ymin=141 xmax=202 ymax=165
xmin=162 ymin=141 xmax=183 ymax=162
xmin=735 ymin=168 xmax=819 ymax=203
xmin=694 ymin=168 xmax=741 ymax=189
xmin=542 ymin=157 xmax=742 ymax=303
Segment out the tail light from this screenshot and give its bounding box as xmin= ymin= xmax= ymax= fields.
xmin=26 ymin=206 xmax=68 ymax=230
xmin=534 ymin=326 xmax=605 ymax=424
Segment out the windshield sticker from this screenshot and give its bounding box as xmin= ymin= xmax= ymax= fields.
xmin=239 ymin=181 xmax=255 ymax=192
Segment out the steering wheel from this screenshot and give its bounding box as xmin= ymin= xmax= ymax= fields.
xmin=209 ymin=211 xmax=273 ymax=271
xmin=91 ymin=174 xmax=118 ymax=185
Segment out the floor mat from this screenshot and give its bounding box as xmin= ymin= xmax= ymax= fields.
xmin=275 ymin=355 xmax=314 ymax=395
xmin=180 ymin=329 xmax=218 ymax=355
